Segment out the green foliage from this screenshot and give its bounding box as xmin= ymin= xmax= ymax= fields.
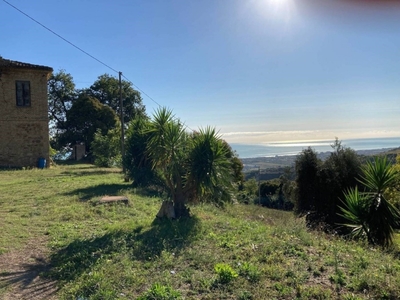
xmin=257 ymin=179 xmax=294 ymax=210
xmin=295 ymin=147 xmax=320 ymax=213
xmin=319 ymin=139 xmax=361 ymax=224
xmin=2 ymin=165 xmax=400 ymax=299
xmin=49 ymin=72 xmax=147 ymax=153
xmin=124 ymin=108 xmax=236 ymax=216
xmin=189 ymin=127 xmax=233 ymax=204
xmin=295 ymin=139 xmax=362 ymax=226
xmin=260 ymin=181 xmax=279 ymax=197
xmin=58 ymin=95 xmax=119 ymax=153
xmin=243 ymin=178 xmax=258 ymax=196
xmin=360 ymin=156 xmax=397 ymax=193
xmin=48 ymin=70 xmax=76 ymax=137
xmin=385 ymin=154 xmax=400 ymax=211
xmin=137 ymin=283 xmax=181 ymax=300
xmin=339 ymin=156 xmax=400 ymax=247
xmin=339 ymin=187 xmax=370 ymax=240
xmin=214 ymin=263 xmax=238 ymax=284
xmin=87 ymin=73 xmax=147 ymax=123
xmin=92 ymin=127 xmax=122 ymax=167
xmin=49 ymin=143 xmax=57 ymax=157
xmin=238 ymin=262 xmax=261 ymax=283
xmin=124 ymin=116 xmax=161 ymax=187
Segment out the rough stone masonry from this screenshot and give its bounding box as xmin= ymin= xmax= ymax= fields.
xmin=0 ymin=58 xmax=53 ymax=168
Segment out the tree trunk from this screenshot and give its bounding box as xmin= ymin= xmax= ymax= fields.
xmin=156 ymin=201 xmax=175 ymax=219
xmin=173 ymin=191 xmax=190 ymax=218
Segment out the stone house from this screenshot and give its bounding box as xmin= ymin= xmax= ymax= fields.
xmin=0 ymin=57 xmax=53 ymax=168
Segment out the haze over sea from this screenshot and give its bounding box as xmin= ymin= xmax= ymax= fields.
xmin=230 ymin=137 xmax=400 ymax=159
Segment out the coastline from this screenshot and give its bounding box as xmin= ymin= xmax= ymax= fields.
xmin=231 ymin=137 xmax=400 ymax=160
xmin=241 ymin=147 xmax=400 ymax=171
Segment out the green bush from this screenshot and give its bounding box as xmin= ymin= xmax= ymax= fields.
xmin=214 ymin=263 xmax=238 ymax=284
xmin=339 ymin=156 xmax=400 ymax=247
xmin=294 ymin=139 xmax=362 ymax=226
xmin=92 ymin=127 xmax=121 ymax=167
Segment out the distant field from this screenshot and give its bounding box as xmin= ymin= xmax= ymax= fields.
xmin=1 ymin=163 xmax=400 ymax=299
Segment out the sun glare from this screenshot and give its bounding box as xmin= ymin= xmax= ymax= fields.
xmin=255 ymin=0 xmax=296 ymax=23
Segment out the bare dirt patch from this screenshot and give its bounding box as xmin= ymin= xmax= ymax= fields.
xmin=0 ymin=237 xmax=58 ymax=300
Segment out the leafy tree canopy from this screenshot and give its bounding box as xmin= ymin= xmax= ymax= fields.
xmin=294 ymin=139 xmax=362 ymax=226
xmin=48 ymin=70 xmax=77 ymax=135
xmin=57 ymin=95 xmax=119 ymax=153
xmin=86 ymin=74 xmax=147 ymax=123
xmin=48 ymin=72 xmax=147 ymax=153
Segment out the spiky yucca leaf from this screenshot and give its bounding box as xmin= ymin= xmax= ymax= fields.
xmin=338 ymin=187 xmax=370 ymax=240
xmin=339 ymin=156 xmax=400 ymax=247
xmin=188 ymin=127 xmax=232 ymax=199
xmin=359 ymin=156 xmax=397 ymax=193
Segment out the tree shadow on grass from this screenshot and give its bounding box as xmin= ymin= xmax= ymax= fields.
xmin=0 ymin=257 xmax=59 ymax=299
xmin=45 ymin=216 xmax=201 ymax=282
xmin=63 ymin=183 xmax=133 ymax=201
xmin=60 ymin=170 xmax=121 ymax=177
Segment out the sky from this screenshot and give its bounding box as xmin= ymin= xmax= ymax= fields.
xmin=1 ymin=0 xmax=400 ymax=144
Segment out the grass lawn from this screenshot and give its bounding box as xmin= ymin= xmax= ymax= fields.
xmin=1 ymin=163 xmax=400 ymax=299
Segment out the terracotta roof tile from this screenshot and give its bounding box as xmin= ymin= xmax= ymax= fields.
xmin=0 ymin=57 xmax=53 ymax=72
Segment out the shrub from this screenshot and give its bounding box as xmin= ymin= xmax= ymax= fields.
xmin=92 ymin=127 xmax=121 ymax=167
xmin=294 ymin=139 xmax=362 ymax=227
xmin=214 ymin=263 xmax=238 ymax=284
xmin=339 ymin=156 xmax=400 ymax=247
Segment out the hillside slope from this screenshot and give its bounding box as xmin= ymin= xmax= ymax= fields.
xmin=1 ymin=164 xmax=399 ymax=299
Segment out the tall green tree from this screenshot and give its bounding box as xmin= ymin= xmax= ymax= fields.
xmin=58 ymin=95 xmax=119 ymax=153
xmin=295 ymin=147 xmax=320 ymax=213
xmin=87 ymin=74 xmax=146 ymax=123
xmin=294 ymin=140 xmax=362 ymax=226
xmin=124 ymin=108 xmax=235 ymax=218
xmin=318 ymin=139 xmax=361 ymax=224
xmin=47 ymin=70 xmax=77 ymax=136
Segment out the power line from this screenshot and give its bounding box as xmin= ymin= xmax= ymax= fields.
xmin=3 ymin=0 xmax=196 ymax=132
xmin=121 ymin=74 xmax=194 ymax=132
xmin=121 ymin=74 xmax=162 ymax=108
xmin=2 ymin=0 xmax=119 ymax=74
xmin=2 ymin=0 xmax=164 ymax=110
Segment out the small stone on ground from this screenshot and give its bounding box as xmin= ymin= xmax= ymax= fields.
xmin=99 ymin=196 xmax=129 ymax=205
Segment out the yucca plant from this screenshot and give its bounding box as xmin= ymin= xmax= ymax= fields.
xmin=339 ymin=156 xmax=400 ymax=247
xmin=339 ymin=187 xmax=370 ymax=240
xmin=125 ymin=107 xmax=234 ymax=218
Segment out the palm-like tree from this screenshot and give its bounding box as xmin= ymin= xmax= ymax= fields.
xmin=339 ymin=156 xmax=400 ymax=247
xmin=143 ymin=107 xmax=233 ymax=217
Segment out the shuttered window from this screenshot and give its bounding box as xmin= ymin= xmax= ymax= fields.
xmin=16 ymin=81 xmax=31 ymax=106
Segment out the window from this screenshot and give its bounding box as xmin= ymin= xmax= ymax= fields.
xmin=16 ymin=81 xmax=31 ymax=106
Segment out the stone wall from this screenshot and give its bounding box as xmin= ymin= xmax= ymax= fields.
xmin=0 ymin=67 xmax=51 ymax=167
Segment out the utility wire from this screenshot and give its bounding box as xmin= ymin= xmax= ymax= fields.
xmin=2 ymin=0 xmax=119 ymax=74
xmin=2 ymin=0 xmax=164 ymax=110
xmin=3 ymin=0 xmax=196 ymax=132
xmin=121 ymin=74 xmax=162 ymax=108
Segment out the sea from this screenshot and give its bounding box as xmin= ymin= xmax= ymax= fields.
xmin=230 ymin=137 xmax=400 ymax=159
